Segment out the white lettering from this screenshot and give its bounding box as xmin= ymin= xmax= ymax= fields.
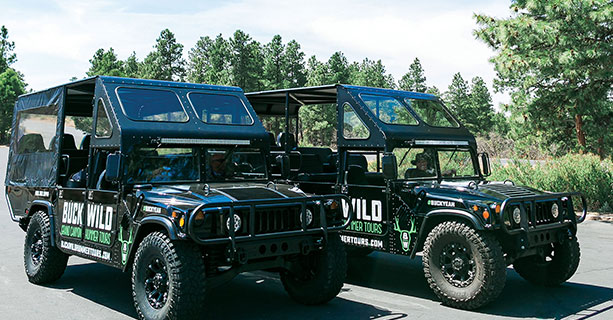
xmin=341 ymin=198 xmax=383 ymax=223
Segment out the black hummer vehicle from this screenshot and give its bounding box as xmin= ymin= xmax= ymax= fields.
xmin=246 ymin=84 xmax=588 ymax=309
xmin=5 ymin=77 xmax=351 ymax=319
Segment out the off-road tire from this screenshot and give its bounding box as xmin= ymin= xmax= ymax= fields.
xmin=281 ymin=233 xmax=347 ymax=305
xmin=513 ymin=237 xmax=580 ymax=286
xmin=24 ymin=211 xmax=69 ymax=284
xmin=345 ymin=245 xmax=373 ymax=257
xmin=422 ymin=221 xmax=506 ymax=310
xmin=132 ymin=232 xmax=206 ymax=320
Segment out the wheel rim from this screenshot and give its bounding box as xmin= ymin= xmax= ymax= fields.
xmin=439 ymin=242 xmax=476 ymax=288
xmin=288 ymin=254 xmax=319 ymax=282
xmin=144 ymin=258 xmax=169 ymax=309
xmin=30 ymin=229 xmax=44 ymax=266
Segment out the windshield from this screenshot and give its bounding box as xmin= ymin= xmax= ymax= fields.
xmin=395 ymin=147 xmax=478 ymax=180
xmin=205 ymin=147 xmax=266 ymax=181
xmin=125 ymin=146 xmax=267 ymax=184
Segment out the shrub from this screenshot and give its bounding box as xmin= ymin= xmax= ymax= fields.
xmin=489 ymin=154 xmax=613 ymax=212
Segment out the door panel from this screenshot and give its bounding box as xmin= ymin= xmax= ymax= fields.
xmin=57 ymin=188 xmax=86 ymax=242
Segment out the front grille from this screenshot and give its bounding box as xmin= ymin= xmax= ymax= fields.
xmin=254 ymin=207 xmax=303 ymax=233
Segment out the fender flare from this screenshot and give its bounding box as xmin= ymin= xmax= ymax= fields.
xmin=30 ymin=200 xmax=57 ymax=247
xmin=136 ymin=216 xmax=180 ymax=240
xmin=121 ymin=216 xmax=180 ymax=272
xmin=409 ymin=209 xmax=485 ymax=258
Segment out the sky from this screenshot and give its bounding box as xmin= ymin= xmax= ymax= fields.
xmin=1 ymin=0 xmax=513 ymax=108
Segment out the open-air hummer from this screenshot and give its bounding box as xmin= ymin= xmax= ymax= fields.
xmin=5 ymin=77 xmax=351 ymax=319
xmin=246 ymin=84 xmax=588 ymax=309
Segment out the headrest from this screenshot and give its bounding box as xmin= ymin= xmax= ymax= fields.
xmin=277 ymin=132 xmax=296 ymax=149
xmin=80 ymin=135 xmax=91 ymax=150
xmin=62 ymin=134 xmax=77 ymax=150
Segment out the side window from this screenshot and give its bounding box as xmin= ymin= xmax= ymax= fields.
xmin=343 ymin=103 xmax=370 ymax=139
xmin=15 ymin=108 xmax=58 ymax=154
xmin=95 ymin=99 xmax=112 ymax=138
xmin=395 ymin=148 xmax=436 ymax=179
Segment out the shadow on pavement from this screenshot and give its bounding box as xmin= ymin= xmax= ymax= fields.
xmin=51 ymin=260 xmax=392 ymax=320
xmin=346 ymin=252 xmax=613 ymax=319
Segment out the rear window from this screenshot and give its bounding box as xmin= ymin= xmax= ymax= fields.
xmin=116 ymin=87 xmax=188 ymax=122
xmin=188 ymin=93 xmax=253 ymax=125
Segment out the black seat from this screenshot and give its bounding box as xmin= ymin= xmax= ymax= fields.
xmin=277 ymin=132 xmax=296 ymax=150
xmin=17 ymin=134 xmax=45 ymax=153
xmin=347 ymin=164 xmax=366 ymax=185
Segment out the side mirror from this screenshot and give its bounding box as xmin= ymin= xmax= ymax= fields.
xmin=276 ymin=154 xmax=290 ymax=179
xmin=105 ymin=152 xmax=123 ymax=182
xmin=382 ymin=153 xmax=398 ymax=180
xmin=479 ymin=152 xmax=491 ymax=177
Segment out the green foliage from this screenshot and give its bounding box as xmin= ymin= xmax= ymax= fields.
xmin=489 ymin=154 xmax=613 ymax=211
xmin=87 ymin=48 xmax=125 ymax=77
xmin=187 ymin=34 xmax=232 ymax=85
xmin=444 ymin=73 xmax=498 ymax=135
xmin=0 ymin=26 xmax=26 ymax=144
xmin=140 ymin=29 xmax=186 ymax=81
xmin=229 ymin=30 xmax=263 ymax=92
xmin=474 ymin=0 xmax=613 ymax=158
xmin=0 ymin=26 xmax=17 ymax=73
xmin=399 ymin=58 xmax=427 ymax=92
xmin=350 ymin=58 xmax=395 ymax=88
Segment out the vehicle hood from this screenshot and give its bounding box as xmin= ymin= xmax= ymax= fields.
xmin=414 ymin=180 xmax=549 ymax=203
xmin=138 ymin=182 xmax=307 ymax=211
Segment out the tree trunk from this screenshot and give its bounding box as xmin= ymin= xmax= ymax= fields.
xmin=597 ymin=136 xmax=604 ymax=160
xmin=574 ymin=114 xmax=586 ymax=151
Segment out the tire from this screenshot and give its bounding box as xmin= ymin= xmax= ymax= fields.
xmin=513 ymin=237 xmax=580 ymax=286
xmin=422 ymin=221 xmax=506 ymax=310
xmin=132 ymin=232 xmax=206 ymax=320
xmin=281 ymin=233 xmax=347 ymax=305
xmin=24 ymin=211 xmax=69 ymax=284
xmin=345 ymin=245 xmax=373 ymax=257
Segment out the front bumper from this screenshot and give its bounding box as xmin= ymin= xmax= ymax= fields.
xmin=498 ymin=192 xmax=586 ymax=247
xmin=186 ymin=194 xmax=352 ymax=251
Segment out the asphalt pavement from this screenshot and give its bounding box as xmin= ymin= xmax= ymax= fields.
xmin=1 ymin=146 xmax=612 ymax=320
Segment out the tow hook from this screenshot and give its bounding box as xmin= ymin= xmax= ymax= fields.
xmin=300 ymin=241 xmax=313 ymax=255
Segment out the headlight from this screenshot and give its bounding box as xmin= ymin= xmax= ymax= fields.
xmin=300 ymin=208 xmax=313 ymax=226
xmin=512 ymin=207 xmax=522 ymax=224
xmin=226 ymin=214 xmax=242 ymax=232
xmin=551 ymin=203 xmax=559 ymax=218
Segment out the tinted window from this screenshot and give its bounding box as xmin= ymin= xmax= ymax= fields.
xmin=188 ymin=93 xmax=253 ymax=125
xmin=15 ymin=108 xmax=57 ymax=154
xmin=117 ymin=87 xmax=188 ymax=122
xmin=126 ymin=147 xmax=199 ymax=183
xmin=360 ymin=94 xmax=417 ymax=125
xmin=95 ymin=99 xmax=112 ymax=138
xmin=343 ymin=103 xmax=369 ymax=139
xmin=404 ymin=99 xmax=459 ymax=127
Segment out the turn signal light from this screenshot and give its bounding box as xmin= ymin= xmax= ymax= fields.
xmin=482 ymin=210 xmax=490 ymax=219
xmin=179 ymin=217 xmax=185 ymax=227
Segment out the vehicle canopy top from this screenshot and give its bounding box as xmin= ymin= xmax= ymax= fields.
xmin=6 ymin=76 xmax=269 ymax=187
xmin=246 ymin=84 xmax=477 ymax=151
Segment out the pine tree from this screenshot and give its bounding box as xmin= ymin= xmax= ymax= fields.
xmin=475 ymin=0 xmax=613 ymax=157
xmin=0 ymin=26 xmax=25 ymax=143
xmin=141 ymin=29 xmax=186 ymax=81
xmin=399 ymin=58 xmax=427 ymax=92
xmin=229 ymin=30 xmax=263 ymax=92
xmin=86 ymin=48 xmax=125 ymax=77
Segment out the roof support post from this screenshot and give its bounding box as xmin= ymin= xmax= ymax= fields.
xmin=284 ymin=92 xmax=290 ymax=153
